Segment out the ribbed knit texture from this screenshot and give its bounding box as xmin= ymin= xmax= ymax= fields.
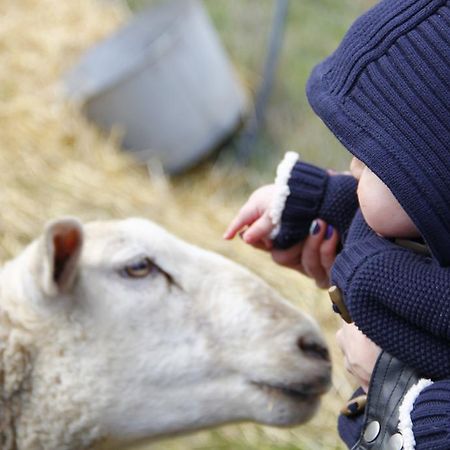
xmin=273 ymin=162 xmax=328 ymax=249
xmin=274 ymin=163 xmax=450 ymax=378
xmin=276 ymin=1 xmax=450 ymax=445
xmin=315 ymin=173 xmax=358 ymax=238
xmin=275 ymin=165 xmax=450 ymax=444
xmin=410 ymin=381 xmax=450 ymax=449
xmin=273 ymin=162 xmax=358 ymax=249
xmin=307 ymin=0 xmax=450 ymax=266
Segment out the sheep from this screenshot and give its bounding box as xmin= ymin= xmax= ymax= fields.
xmin=0 ymin=217 xmax=331 ymax=450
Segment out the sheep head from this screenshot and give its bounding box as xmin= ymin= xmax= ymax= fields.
xmin=0 ymin=217 xmax=330 ymax=450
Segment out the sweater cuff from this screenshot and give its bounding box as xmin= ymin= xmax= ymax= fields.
xmin=282 ymin=161 xmax=329 ymax=223
xmin=269 ymin=151 xmax=299 ymax=238
xmin=402 ymin=379 xmax=450 ymax=450
xmin=331 ymin=235 xmax=395 ymax=296
xmin=399 ymin=379 xmax=434 ymax=450
xmin=271 ymin=157 xmax=329 ymax=249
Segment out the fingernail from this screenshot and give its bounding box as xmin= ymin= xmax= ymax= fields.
xmin=310 ymin=220 xmax=321 ymax=235
xmin=325 ymin=225 xmax=334 ymax=240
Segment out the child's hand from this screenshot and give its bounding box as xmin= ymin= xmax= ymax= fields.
xmin=223 ymin=184 xmax=276 ymax=251
xmin=336 ymin=321 xmax=381 ymax=393
xmin=271 ymin=220 xmax=339 ymax=288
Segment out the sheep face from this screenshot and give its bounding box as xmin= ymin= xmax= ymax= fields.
xmin=0 ymin=217 xmax=331 ymax=449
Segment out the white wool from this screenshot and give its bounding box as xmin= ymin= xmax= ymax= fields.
xmin=398 ymin=378 xmax=433 ymax=450
xmin=269 ymin=151 xmax=299 ymax=239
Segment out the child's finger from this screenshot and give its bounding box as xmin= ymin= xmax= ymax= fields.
xmin=241 ymin=214 xmax=273 ymax=244
xmin=223 ymin=205 xmax=258 ymax=239
xmin=249 ymin=239 xmax=272 ymax=252
xmin=238 ymin=231 xmax=271 ymax=252
xmin=271 ymin=242 xmax=303 ymax=267
xmin=261 ymin=237 xmax=273 ymax=250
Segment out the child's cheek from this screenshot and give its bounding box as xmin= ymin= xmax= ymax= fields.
xmin=357 ymin=191 xmax=389 ymax=236
xmin=357 ymin=173 xmax=419 ymax=238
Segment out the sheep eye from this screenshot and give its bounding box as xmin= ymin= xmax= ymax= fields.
xmin=123 ymin=258 xmax=155 ymax=278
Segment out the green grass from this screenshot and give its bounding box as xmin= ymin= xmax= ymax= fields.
xmin=201 ymin=0 xmax=375 ymax=182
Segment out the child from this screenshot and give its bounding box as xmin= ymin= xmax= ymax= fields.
xmin=224 ymin=0 xmax=450 ymax=448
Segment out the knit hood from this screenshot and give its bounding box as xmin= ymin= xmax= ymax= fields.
xmin=307 ymin=0 xmax=450 ymax=266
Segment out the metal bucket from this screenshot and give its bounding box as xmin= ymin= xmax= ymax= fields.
xmin=65 ymin=0 xmax=247 ymax=173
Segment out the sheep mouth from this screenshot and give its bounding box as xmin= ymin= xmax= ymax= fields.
xmin=252 ymin=381 xmax=327 ymax=401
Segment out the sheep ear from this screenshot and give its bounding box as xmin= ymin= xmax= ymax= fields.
xmin=41 ymin=218 xmax=83 ymax=297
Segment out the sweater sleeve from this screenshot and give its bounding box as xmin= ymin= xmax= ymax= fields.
xmin=331 ymin=234 xmax=450 ymax=379
xmin=407 ymin=380 xmax=450 ymax=449
xmin=272 ymin=153 xmax=358 ymax=249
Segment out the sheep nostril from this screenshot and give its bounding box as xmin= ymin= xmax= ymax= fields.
xmin=297 ymin=336 xmax=330 ymax=362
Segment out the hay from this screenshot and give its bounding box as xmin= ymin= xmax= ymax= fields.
xmin=0 ymin=1 xmax=354 ymax=448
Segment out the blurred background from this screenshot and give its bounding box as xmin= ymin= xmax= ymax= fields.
xmin=1 ymin=0 xmax=375 ymax=448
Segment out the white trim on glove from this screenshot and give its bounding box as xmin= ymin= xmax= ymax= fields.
xmin=269 ymin=151 xmax=299 ymax=239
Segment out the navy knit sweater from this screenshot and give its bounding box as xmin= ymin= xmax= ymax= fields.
xmin=307 ymin=0 xmax=450 ymax=267
xmin=280 ymin=0 xmax=450 ymax=447
xmin=274 ymin=162 xmax=450 ymax=380
xmin=274 ymin=162 xmax=450 ymax=448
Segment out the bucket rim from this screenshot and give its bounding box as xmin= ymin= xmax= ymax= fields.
xmin=65 ymin=0 xmax=200 ymax=102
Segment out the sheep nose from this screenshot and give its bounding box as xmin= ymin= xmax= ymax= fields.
xmin=297 ymin=335 xmax=330 ymax=362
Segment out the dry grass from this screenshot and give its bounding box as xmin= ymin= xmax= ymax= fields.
xmin=0 ymin=0 xmax=358 ymax=448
